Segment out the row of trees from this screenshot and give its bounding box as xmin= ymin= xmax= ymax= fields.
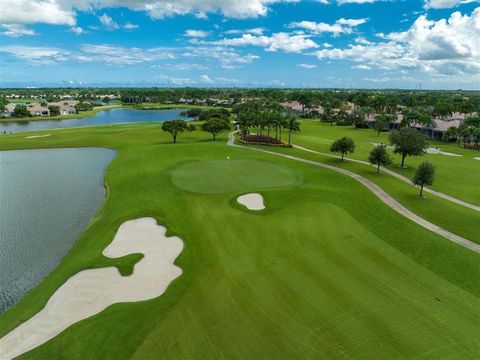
xmin=330 ymin=128 xmax=434 ymax=197
xmin=161 ymin=119 xmax=230 ymax=143
xmin=235 ymin=106 xmax=300 ymax=145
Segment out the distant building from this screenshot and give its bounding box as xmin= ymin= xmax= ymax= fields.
xmin=27 ymin=103 xmax=50 ymax=116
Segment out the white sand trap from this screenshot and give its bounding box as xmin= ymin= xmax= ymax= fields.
xmin=237 ymin=193 xmax=265 ymax=211
xmin=426 ymin=147 xmax=462 ymax=157
xmin=25 ymin=134 xmax=51 ymax=139
xmin=0 ymin=217 xmax=183 ymax=360
xmin=474 ymin=157 xmax=480 ymax=161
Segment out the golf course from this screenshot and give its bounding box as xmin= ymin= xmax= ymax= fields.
xmin=0 ymin=119 xmax=479 ymax=359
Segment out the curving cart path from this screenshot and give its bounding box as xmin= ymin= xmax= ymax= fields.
xmin=228 ymin=132 xmax=480 ymax=253
xmin=293 ymin=144 xmax=480 ymax=213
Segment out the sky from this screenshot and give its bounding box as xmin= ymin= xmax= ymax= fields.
xmin=0 ymin=0 xmax=479 ymax=89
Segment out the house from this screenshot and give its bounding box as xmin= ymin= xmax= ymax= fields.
xmin=1 ymin=103 xmax=16 ymax=118
xmin=49 ymin=101 xmax=79 ymax=115
xmin=365 ymin=112 xmax=471 ymax=140
xmin=27 ymin=103 xmax=50 ymax=116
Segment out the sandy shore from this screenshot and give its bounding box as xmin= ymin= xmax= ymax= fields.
xmin=237 ymin=193 xmax=265 ymax=211
xmin=0 ymin=217 xmax=183 ymax=359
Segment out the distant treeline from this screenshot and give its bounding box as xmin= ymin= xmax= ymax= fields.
xmin=1 ymin=88 xmax=479 ymax=113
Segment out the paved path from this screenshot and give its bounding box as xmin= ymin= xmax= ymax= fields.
xmin=228 ymin=132 xmax=480 ymax=253
xmin=293 ymin=144 xmax=480 ymax=213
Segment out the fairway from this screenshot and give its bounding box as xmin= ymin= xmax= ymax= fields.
xmin=0 ymin=123 xmax=479 ymax=359
xmin=171 ymin=159 xmax=302 ymax=194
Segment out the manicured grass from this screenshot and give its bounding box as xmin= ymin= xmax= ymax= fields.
xmin=171 ymin=159 xmax=302 ymax=194
xmin=260 ymin=144 xmax=480 ymax=245
xmin=294 ymin=120 xmax=480 ymax=205
xmin=0 ymin=123 xmax=479 ymax=359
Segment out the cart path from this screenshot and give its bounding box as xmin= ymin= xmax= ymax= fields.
xmin=227 ymin=132 xmax=480 ymax=253
xmin=292 ymin=144 xmax=480 ymax=213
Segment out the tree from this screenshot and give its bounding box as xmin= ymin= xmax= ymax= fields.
xmin=389 ymin=128 xmax=427 ymax=167
xmin=198 ymin=108 xmax=229 ymax=121
xmin=13 ymin=104 xmax=30 ymax=118
xmin=180 ymin=108 xmax=203 ymax=119
xmin=413 ymin=161 xmax=435 ymax=197
xmin=201 ymin=118 xmax=230 ymax=141
xmin=48 ymin=105 xmax=60 ymax=116
xmin=443 ymin=126 xmax=457 ymax=142
xmin=330 ymin=137 xmax=355 ymax=161
xmin=373 ymin=113 xmax=394 ymax=136
xmin=285 ymin=116 xmax=300 ymax=145
xmin=186 ymin=123 xmax=197 ymax=138
xmin=161 ymin=119 xmax=187 ymax=143
xmin=368 ymin=145 xmax=392 ymax=174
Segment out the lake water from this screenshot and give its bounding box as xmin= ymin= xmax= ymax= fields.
xmin=0 ymin=108 xmax=188 ymax=133
xmin=0 ymin=148 xmax=115 ymax=312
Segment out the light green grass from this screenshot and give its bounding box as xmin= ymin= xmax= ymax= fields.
xmin=294 ymin=120 xmax=480 ymax=206
xmin=171 ymin=159 xmax=302 ymax=194
xmin=0 ymin=123 xmax=479 ymax=359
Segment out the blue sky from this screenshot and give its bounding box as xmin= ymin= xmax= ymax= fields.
xmin=0 ymin=0 xmax=479 ymax=89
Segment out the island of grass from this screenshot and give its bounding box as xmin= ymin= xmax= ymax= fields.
xmin=0 ymin=122 xmax=479 ymax=359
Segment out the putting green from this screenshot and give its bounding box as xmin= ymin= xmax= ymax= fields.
xmin=171 ymin=159 xmax=302 ymax=194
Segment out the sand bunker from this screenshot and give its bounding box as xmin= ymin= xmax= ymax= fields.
xmin=0 ymin=217 xmax=183 ymax=359
xmin=474 ymin=157 xmax=480 ymax=161
xmin=25 ymin=134 xmax=51 ymax=139
xmin=237 ymin=193 xmax=265 ymax=211
xmin=426 ymin=148 xmax=462 ymax=157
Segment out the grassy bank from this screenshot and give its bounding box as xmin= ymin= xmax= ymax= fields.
xmin=0 ymin=123 xmax=479 ymax=359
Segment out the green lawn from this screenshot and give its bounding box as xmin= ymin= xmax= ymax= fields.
xmin=171 ymin=159 xmax=302 ymax=194
xmin=0 ymin=123 xmax=479 ymax=359
xmin=293 ymin=120 xmax=480 ymax=206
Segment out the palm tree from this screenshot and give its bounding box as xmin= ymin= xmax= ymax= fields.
xmin=286 ymin=116 xmax=300 ymax=145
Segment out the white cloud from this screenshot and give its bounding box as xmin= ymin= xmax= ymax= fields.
xmin=70 ymin=26 xmax=85 ymax=35
xmin=224 ymin=27 xmax=265 ymax=35
xmin=169 ymin=77 xmax=197 ymax=85
xmin=151 ymin=63 xmax=208 ymax=70
xmin=99 ymin=13 xmax=119 ymax=30
xmin=0 ymin=0 xmax=76 ymax=26
xmin=424 ymin=0 xmax=479 ymax=9
xmin=289 ymin=17 xmax=367 ymax=36
xmin=77 ymin=44 xmax=175 ymax=65
xmin=0 ymin=42 xmax=259 ymax=70
xmin=124 ymin=22 xmax=138 ymax=30
xmin=0 ymin=0 xmax=293 ymax=32
xmin=184 ymin=29 xmax=209 ymax=37
xmin=0 ymin=45 xmax=69 ymax=64
xmin=0 ymin=24 xmax=36 ymax=37
xmin=213 ymin=32 xmax=319 ymax=52
xmin=200 ymin=74 xmax=213 ymax=83
xmin=313 ymin=8 xmax=480 ymax=78
xmin=337 ymin=0 xmax=379 ymax=4
xmin=351 ymin=64 xmax=371 ymax=70
xmin=297 ymin=63 xmax=317 ymax=68
xmin=182 ymin=46 xmax=260 ymax=68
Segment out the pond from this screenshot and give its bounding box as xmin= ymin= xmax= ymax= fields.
xmin=0 ymin=108 xmax=189 ymax=133
xmin=0 ymin=148 xmax=115 ymax=312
